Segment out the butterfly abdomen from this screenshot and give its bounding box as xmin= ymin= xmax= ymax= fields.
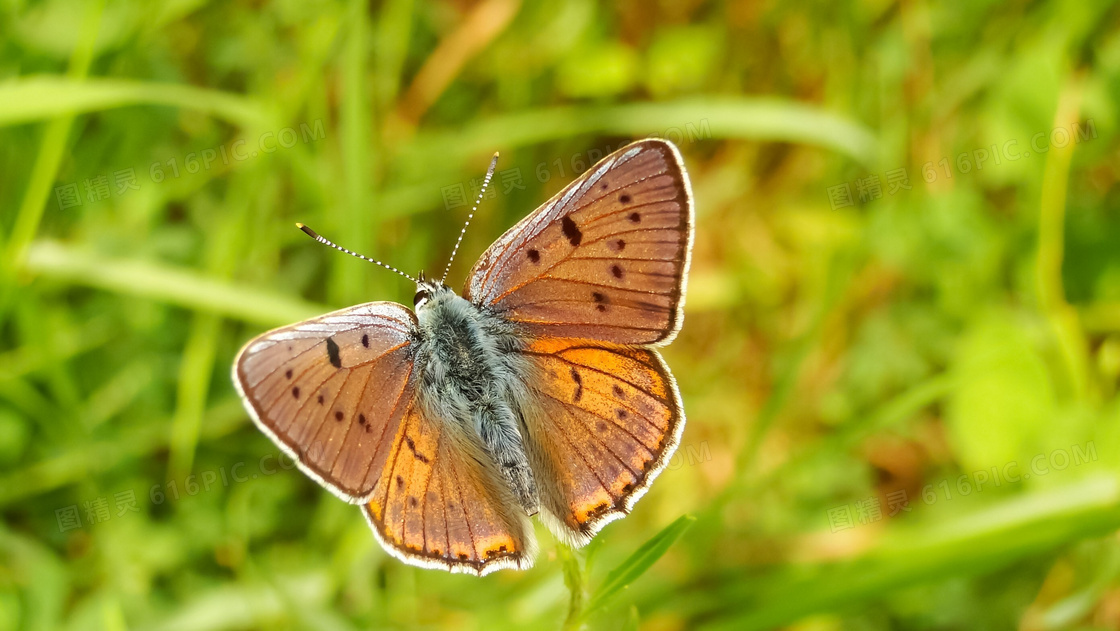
xmin=414 ymin=288 xmax=540 ymax=515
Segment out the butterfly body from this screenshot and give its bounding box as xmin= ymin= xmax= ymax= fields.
xmin=234 ymin=139 xmax=693 ymax=575
xmin=411 ymin=281 xmax=541 ymax=515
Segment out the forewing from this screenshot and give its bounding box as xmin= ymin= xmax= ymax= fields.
xmin=233 ymin=302 xmax=417 ymax=504
xmin=362 ymin=399 xmax=536 ymax=575
xmin=518 ymin=338 xmax=685 ymax=546
xmin=465 ymin=139 xmax=694 ymax=346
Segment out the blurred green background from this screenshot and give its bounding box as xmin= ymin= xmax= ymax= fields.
xmin=2 ymin=0 xmax=1120 ymax=629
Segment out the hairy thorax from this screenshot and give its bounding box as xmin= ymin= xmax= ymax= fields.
xmin=412 ymin=288 xmax=540 ymax=515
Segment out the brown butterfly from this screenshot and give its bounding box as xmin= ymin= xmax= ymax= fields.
xmin=232 ymin=139 xmax=693 ymax=575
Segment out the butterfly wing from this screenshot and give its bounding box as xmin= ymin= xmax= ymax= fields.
xmin=465 ymin=139 xmax=694 ymax=347
xmin=235 ymin=303 xmax=535 ymax=574
xmin=517 ymin=338 xmax=685 ymax=546
xmin=362 ymin=397 xmax=536 ymax=576
xmin=232 ymin=302 xmax=418 ymax=504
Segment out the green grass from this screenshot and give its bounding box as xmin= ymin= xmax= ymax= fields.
xmin=3 ymin=1 xmax=1120 ymax=629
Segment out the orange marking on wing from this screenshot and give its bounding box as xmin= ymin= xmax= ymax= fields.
xmin=364 ymin=401 xmax=533 ymax=573
xmin=377 ymin=401 xmax=443 ymax=550
xmin=559 ymin=347 xmax=670 ymax=401
xmin=520 ymin=339 xmax=684 ymax=540
xmin=572 ymin=487 xmax=615 ymax=527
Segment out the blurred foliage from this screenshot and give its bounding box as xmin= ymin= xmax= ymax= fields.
xmin=2 ymin=0 xmax=1120 ymax=629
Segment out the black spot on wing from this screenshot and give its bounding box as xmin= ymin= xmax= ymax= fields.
xmin=592 ymin=291 xmax=608 ymax=312
xmin=404 ymin=435 xmax=430 ymax=464
xmin=326 ymin=337 xmax=341 ymax=368
xmin=361 ymin=334 xmax=369 ymax=348
xmin=571 ymin=367 xmax=583 ymax=402
xmin=561 ymin=215 xmax=583 ymax=246
xmin=527 ymin=248 xmax=540 ymax=263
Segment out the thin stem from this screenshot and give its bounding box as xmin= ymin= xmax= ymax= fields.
xmin=560 ymin=544 xmax=586 ymax=631
xmin=1036 ymin=75 xmax=1091 ymax=402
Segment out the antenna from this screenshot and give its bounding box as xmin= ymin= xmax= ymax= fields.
xmin=296 ymin=223 xmax=417 ymax=283
xmin=440 ymin=152 xmax=499 ymax=284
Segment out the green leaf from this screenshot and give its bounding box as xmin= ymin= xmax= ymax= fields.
xmin=690 ymin=476 xmax=1120 ymax=631
xmin=581 ymin=515 xmax=695 ymax=620
xmin=23 ymin=241 xmax=327 ymax=327
xmin=0 ymin=76 xmax=274 ymax=128
xmin=400 ymin=98 xmax=878 ymax=169
xmin=946 ymin=311 xmax=1056 ymax=471
xmin=556 ymin=42 xmax=639 ymax=98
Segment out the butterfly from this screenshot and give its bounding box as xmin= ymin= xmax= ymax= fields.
xmin=232 ymin=139 xmax=693 ymax=576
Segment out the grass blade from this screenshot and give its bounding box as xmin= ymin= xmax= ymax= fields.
xmin=683 ymin=476 xmax=1120 ymax=630
xmin=581 ymin=515 xmax=695 ymax=621
xmin=333 ymin=0 xmax=374 ymax=305
xmin=0 ymin=2 xmax=103 ymax=323
xmin=24 ymin=241 xmax=327 ymax=327
xmin=0 ymin=76 xmax=273 ymax=128
xmin=400 ymin=98 xmax=877 ymax=167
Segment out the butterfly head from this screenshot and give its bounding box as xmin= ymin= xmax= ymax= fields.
xmin=413 ymin=272 xmax=452 ymax=312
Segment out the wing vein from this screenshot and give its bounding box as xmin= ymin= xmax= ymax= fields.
xmin=537 ymin=389 xmax=645 ymax=478
xmin=552 ymin=408 xmax=613 ymax=496
xmin=522 ymin=348 xmax=672 ymax=407
xmin=420 ymin=428 xmax=439 ymax=554
xmin=327 ymin=363 xmax=375 ymax=477
xmin=538 ymin=382 xmax=663 ymax=446
xmin=477 ymin=148 xmax=676 ymax=302
xmin=449 ymin=456 xmax=478 ymax=564
xmin=361 ymin=363 xmax=414 ymax=491
xmin=307 ymin=367 xmax=357 ymax=468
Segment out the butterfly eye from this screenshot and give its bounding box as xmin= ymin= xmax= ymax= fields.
xmin=413 ymin=290 xmax=430 ymax=307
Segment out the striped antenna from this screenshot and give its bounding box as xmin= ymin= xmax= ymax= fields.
xmin=440 ymin=152 xmax=499 ymax=284
xmin=296 ymin=223 xmax=418 ymax=284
